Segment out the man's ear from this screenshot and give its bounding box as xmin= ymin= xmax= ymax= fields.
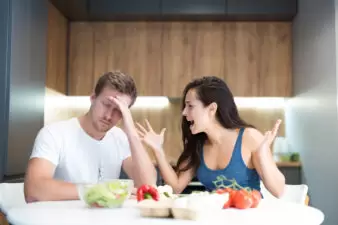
xmin=90 ymin=93 xmax=96 ymax=104
xmin=208 ymin=102 xmax=218 ymax=116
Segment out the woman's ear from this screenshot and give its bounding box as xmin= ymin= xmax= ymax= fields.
xmin=208 ymin=102 xmax=218 ymax=116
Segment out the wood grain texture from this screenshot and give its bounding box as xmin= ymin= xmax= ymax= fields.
xmin=67 ymin=21 xmax=292 ymax=97
xmin=258 ymin=23 xmax=292 ymax=96
xmin=68 ymin=22 xmax=95 ymax=95
xmin=46 ymin=2 xmax=68 ymax=94
xmin=162 ymin=22 xmax=226 ymax=97
xmin=68 ymin=22 xmax=163 ymax=96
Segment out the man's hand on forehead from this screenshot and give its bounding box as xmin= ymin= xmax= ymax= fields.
xmin=108 ymin=95 xmax=128 ymax=107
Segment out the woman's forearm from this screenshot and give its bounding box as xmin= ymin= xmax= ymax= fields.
xmin=154 ymin=151 xmax=192 ymax=194
xmin=154 ymin=152 xmax=179 ymax=188
xmin=256 ymin=153 xmax=285 ymax=197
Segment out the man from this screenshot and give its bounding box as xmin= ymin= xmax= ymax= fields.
xmin=24 ymin=71 xmax=157 ymax=202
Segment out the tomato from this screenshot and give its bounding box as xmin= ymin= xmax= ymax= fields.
xmin=250 ymin=190 xmax=262 ymax=208
xmin=233 ymin=189 xmax=253 ymax=209
xmin=217 ymin=188 xmax=237 ymax=208
xmin=216 ymin=188 xmax=226 ymax=194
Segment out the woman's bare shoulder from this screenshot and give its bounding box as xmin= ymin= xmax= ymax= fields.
xmin=243 ymin=127 xmax=265 ymax=152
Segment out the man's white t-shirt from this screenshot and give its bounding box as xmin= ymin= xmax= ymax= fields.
xmin=30 ymin=118 xmax=131 ymax=184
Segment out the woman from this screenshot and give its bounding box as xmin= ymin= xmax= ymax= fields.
xmin=136 ymin=76 xmax=285 ymax=197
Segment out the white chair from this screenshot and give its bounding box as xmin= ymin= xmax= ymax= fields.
xmin=0 ymin=182 xmax=26 ymax=215
xmin=261 ymin=182 xmax=309 ymax=205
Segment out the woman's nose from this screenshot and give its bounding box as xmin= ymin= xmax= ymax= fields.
xmin=182 ymin=108 xmax=187 ymax=116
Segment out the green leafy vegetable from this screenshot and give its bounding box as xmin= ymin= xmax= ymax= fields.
xmin=84 ymin=181 xmax=129 ymax=208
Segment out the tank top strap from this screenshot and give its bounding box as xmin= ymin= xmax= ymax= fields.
xmin=231 ymin=127 xmax=245 ymax=161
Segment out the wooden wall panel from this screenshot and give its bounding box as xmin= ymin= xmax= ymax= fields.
xmin=105 ymin=22 xmax=163 ymax=96
xmin=223 ymin=22 xmax=291 ymax=97
xmin=68 ymin=22 xmax=162 ymax=96
xmin=258 ymin=23 xmax=292 ymax=96
xmin=162 ymin=22 xmax=226 ymax=97
xmin=68 ymin=23 xmax=94 ymax=95
xmin=67 ymin=21 xmax=292 ymax=97
xmin=46 ymin=2 xmax=68 ymax=94
xmin=224 ymin=22 xmax=260 ymax=96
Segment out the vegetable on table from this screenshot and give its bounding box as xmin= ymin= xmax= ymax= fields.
xmin=215 ymin=177 xmax=262 ymax=210
xmin=137 ymin=184 xmax=160 ymax=202
xmin=83 ymin=180 xmax=130 ymax=208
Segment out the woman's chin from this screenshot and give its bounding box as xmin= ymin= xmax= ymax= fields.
xmin=190 ymin=128 xmax=201 ymax=135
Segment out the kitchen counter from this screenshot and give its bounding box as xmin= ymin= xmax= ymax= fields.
xmin=276 ymin=161 xmax=301 ymax=167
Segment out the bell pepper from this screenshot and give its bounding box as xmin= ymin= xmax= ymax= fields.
xmin=136 ymin=184 xmax=160 ymax=202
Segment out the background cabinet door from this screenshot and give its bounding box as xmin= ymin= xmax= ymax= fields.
xmin=89 ymin=0 xmax=161 ymax=16
xmin=162 ymin=0 xmax=226 ymax=14
xmin=227 ymin=0 xmax=297 ymax=18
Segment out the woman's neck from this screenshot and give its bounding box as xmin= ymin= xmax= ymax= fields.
xmin=204 ymin=122 xmax=237 ymax=146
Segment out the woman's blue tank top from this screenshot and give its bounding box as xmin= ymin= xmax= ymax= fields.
xmin=196 ymin=128 xmax=261 ymax=192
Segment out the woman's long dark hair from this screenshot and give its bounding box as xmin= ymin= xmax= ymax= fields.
xmin=176 ymin=76 xmax=254 ymax=175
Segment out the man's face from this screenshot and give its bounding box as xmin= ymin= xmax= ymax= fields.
xmin=89 ymin=87 xmax=133 ymax=133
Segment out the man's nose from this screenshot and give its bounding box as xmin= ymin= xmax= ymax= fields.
xmin=103 ymin=111 xmax=112 ymax=121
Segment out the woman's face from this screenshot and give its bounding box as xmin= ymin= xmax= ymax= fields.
xmin=182 ymin=89 xmax=214 ymax=134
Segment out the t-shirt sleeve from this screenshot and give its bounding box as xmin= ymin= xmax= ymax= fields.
xmin=118 ymin=130 xmax=131 ymax=161
xmin=30 ymin=126 xmax=60 ymax=166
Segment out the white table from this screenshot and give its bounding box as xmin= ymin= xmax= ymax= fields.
xmin=6 ymin=199 xmax=324 ymax=225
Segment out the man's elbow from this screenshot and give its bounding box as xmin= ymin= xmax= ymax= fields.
xmin=24 ymin=180 xmax=45 ymax=203
xmin=24 ymin=183 xmax=38 ymax=203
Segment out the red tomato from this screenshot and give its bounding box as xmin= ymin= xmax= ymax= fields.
xmin=250 ymin=190 xmax=262 ymax=208
xmin=218 ymin=188 xmax=237 ymax=209
xmin=216 ymin=188 xmax=226 ymax=194
xmin=233 ymin=189 xmax=253 ymax=209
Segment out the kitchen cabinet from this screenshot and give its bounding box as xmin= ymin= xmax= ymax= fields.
xmin=89 ymin=0 xmax=161 ymax=18
xmin=49 ymin=0 xmax=297 ymax=21
xmin=227 ymin=0 xmax=297 ymax=19
xmin=46 ymin=3 xmax=68 ymax=94
xmin=68 ymin=22 xmax=163 ymax=96
xmin=68 ymin=21 xmax=292 ymax=97
xmin=161 ymin=0 xmax=226 ymax=15
xmin=162 ymin=22 xmax=226 ymax=97
xmin=223 ymin=22 xmax=292 ymax=97
xmin=278 ymin=165 xmax=302 ymax=185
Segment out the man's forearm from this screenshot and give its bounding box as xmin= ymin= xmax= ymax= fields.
xmin=125 ymin=128 xmax=157 ymax=186
xmin=24 ymin=178 xmax=79 ymax=202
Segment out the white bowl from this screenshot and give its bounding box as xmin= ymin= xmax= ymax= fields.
xmin=77 ymin=179 xmax=134 ymax=208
